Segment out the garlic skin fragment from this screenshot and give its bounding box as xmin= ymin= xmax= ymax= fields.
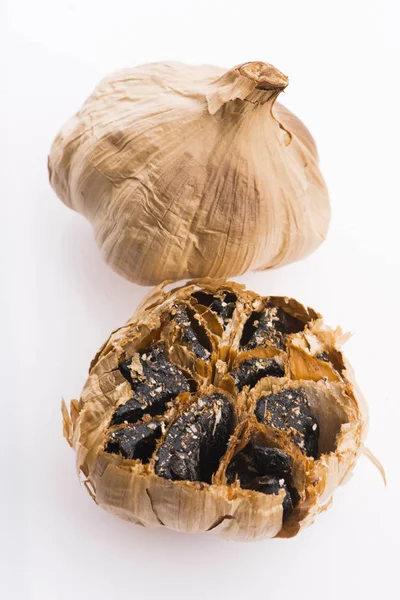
xmin=49 ymin=61 xmax=330 ymax=285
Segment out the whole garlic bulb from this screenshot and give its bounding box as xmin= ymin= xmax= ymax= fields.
xmin=62 ymin=279 xmax=368 ymax=540
xmin=49 ymin=61 xmax=330 ymax=285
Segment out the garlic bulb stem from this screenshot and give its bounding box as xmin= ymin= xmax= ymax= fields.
xmin=206 ymin=61 xmax=288 ymax=114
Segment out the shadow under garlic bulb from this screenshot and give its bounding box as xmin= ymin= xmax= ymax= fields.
xmin=49 ymin=61 xmax=330 ymax=285
xmin=63 ymin=279 xmax=367 ymax=541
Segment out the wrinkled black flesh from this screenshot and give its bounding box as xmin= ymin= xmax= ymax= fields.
xmin=231 ymin=357 xmax=285 ymax=391
xmin=240 ymin=306 xmax=305 ymax=350
xmin=113 ymin=344 xmax=192 ymax=425
xmin=226 ymin=445 xmax=296 ymax=520
xmin=192 ymin=291 xmax=237 ymax=323
xmin=105 ymin=421 xmax=162 ymax=461
xmin=171 ymin=305 xmax=212 ymax=360
xmin=255 ymin=388 xmax=319 ymax=458
xmin=253 ymin=446 xmax=292 ymax=476
xmin=155 ymin=393 xmax=233 ymax=483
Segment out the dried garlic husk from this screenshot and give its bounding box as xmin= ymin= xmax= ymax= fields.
xmin=49 ymin=61 xmax=330 ymax=285
xmin=63 ymin=279 xmax=368 ymax=540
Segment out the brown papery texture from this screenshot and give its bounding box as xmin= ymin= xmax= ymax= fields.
xmin=49 ymin=61 xmax=330 ymax=285
xmin=63 ymin=279 xmax=368 ymax=541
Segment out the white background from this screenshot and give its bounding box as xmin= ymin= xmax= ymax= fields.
xmin=2 ymin=1 xmax=400 ymax=599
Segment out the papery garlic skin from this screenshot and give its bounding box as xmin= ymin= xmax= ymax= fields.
xmin=49 ymin=61 xmax=330 ymax=285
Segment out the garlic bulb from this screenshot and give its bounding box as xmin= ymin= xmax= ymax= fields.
xmin=62 ymin=279 xmax=368 ymax=540
xmin=49 ymin=61 xmax=330 ymax=285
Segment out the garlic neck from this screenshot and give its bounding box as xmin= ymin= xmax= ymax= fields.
xmin=206 ymin=61 xmax=288 ymax=115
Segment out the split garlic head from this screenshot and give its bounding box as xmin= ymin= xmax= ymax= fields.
xmin=63 ymin=279 xmax=367 ymax=540
xmin=49 ymin=61 xmax=330 ymax=285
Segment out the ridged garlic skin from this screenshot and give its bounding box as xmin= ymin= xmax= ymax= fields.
xmin=49 ymin=61 xmax=330 ymax=285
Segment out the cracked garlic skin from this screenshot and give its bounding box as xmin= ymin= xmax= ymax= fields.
xmin=63 ymin=279 xmax=367 ymax=541
xmin=49 ymin=61 xmax=330 ymax=285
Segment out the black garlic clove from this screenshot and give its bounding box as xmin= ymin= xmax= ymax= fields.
xmin=226 ymin=444 xmax=295 ymax=521
xmin=252 ymin=446 xmax=292 ymax=476
xmin=230 ymin=357 xmax=285 ymax=391
xmin=241 ymin=306 xmax=305 ymax=350
xmin=105 ymin=421 xmax=162 ymax=462
xmin=192 ymin=291 xmax=237 ymax=324
xmin=171 ymin=305 xmax=212 ymax=360
xmin=255 ymin=388 xmax=319 ymax=458
xmin=114 ymin=344 xmax=192 ymax=425
xmin=155 ymin=393 xmax=233 ymax=483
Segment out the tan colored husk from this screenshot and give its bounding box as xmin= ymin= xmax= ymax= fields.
xmin=48 ymin=61 xmax=330 ymax=285
xmin=63 ymin=279 xmax=368 ymax=540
